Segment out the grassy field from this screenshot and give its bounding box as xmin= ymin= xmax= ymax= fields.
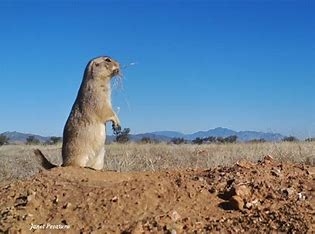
xmin=0 ymin=141 xmax=314 ymax=183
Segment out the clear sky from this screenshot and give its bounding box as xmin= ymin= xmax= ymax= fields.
xmin=0 ymin=0 xmax=314 ymax=138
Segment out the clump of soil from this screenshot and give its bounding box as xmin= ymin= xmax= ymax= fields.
xmin=0 ymin=156 xmax=314 ymax=233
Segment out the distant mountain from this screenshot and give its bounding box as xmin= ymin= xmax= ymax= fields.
xmin=186 ymin=127 xmax=237 ymax=140
xmin=132 ymin=133 xmax=173 ymax=142
xmin=150 ymin=131 xmax=185 ymax=138
xmin=1 ymin=131 xmax=51 ymax=143
xmin=237 ymin=131 xmax=284 ymax=142
xmin=183 ymin=127 xmax=284 ymax=142
xmin=144 ymin=127 xmax=284 ymax=142
xmin=1 ymin=127 xmax=285 ymax=143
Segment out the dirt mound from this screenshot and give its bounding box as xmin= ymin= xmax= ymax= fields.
xmin=0 ymin=156 xmax=314 ymax=233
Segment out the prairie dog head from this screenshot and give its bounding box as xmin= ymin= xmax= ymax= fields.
xmin=87 ymin=56 xmax=120 ymax=80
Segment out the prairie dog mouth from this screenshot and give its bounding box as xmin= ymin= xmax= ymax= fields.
xmin=113 ymin=67 xmax=120 ymax=76
xmin=111 ymin=61 xmax=121 ymax=77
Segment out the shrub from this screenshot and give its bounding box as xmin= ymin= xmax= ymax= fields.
xmin=224 ymin=135 xmax=237 ymax=143
xmin=114 ymin=128 xmax=130 ymax=143
xmin=216 ymin=137 xmax=225 ymax=143
xmin=0 ymin=134 xmax=9 ymax=146
xmin=50 ymin=136 xmax=62 ymax=144
xmin=140 ymin=137 xmax=153 ymax=144
xmin=26 ymin=136 xmax=40 ymax=145
xmin=192 ymin=137 xmax=203 ymax=145
xmin=193 ymin=135 xmax=237 ymax=144
xmin=282 ymin=136 xmax=299 ymax=142
xmin=170 ymin=137 xmax=186 ymax=144
xmin=204 ymin=136 xmax=216 ymax=143
xmin=248 ymin=138 xmax=266 ymax=143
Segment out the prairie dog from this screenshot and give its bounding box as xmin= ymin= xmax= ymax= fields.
xmin=35 ymin=56 xmax=121 ymax=170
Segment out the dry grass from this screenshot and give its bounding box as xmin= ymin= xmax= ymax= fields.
xmin=0 ymin=142 xmax=314 ymax=183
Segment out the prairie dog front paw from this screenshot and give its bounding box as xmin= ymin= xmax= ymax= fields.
xmin=112 ymin=123 xmax=121 ymax=134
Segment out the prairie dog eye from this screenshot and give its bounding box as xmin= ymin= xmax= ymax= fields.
xmin=104 ymin=58 xmax=111 ymax=62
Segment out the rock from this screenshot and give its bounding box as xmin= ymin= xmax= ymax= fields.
xmin=198 ymin=177 xmax=205 ymax=182
xmin=111 ymin=196 xmax=118 ymax=202
xmin=263 ymin=155 xmax=274 ymax=162
xmin=234 ymin=184 xmax=251 ymax=200
xmin=245 ymin=199 xmax=259 ymax=209
xmin=236 ymin=160 xmax=253 ymax=169
xmin=229 ymin=195 xmax=244 ymax=211
xmin=298 ymin=192 xmax=306 ymax=201
xmin=271 ymin=168 xmax=281 ymax=177
xmin=63 ymin=202 xmax=72 ymax=209
xmin=27 ymin=193 xmax=35 ymax=203
xmin=170 ymin=210 xmax=181 ymax=222
xmin=282 ymin=187 xmax=295 ymax=198
xmin=15 ymin=195 xmax=28 ymax=207
xmin=266 ymin=192 xmax=276 ymax=199
xmin=53 ymin=195 xmax=59 ymax=204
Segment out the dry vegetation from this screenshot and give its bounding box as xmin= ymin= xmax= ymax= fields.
xmin=0 ymin=142 xmax=314 ymax=232
xmin=0 ymin=141 xmax=314 ymax=184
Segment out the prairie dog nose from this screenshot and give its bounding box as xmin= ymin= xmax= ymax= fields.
xmin=113 ymin=67 xmax=120 ymax=75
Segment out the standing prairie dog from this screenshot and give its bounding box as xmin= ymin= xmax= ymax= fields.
xmin=35 ymin=56 xmax=121 ymax=170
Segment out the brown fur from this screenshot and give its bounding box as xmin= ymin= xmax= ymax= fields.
xmin=35 ymin=56 xmax=121 ymax=170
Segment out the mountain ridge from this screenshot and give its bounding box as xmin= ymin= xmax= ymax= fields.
xmin=1 ymin=127 xmax=285 ymax=143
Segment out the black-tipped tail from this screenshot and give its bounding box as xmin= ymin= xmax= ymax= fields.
xmin=34 ymin=149 xmax=57 ymax=169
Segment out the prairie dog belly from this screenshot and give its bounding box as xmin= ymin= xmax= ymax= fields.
xmin=85 ymin=123 xmax=106 ymax=163
xmin=62 ymin=122 xmax=106 ymax=167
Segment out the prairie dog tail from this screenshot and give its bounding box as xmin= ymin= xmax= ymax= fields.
xmin=34 ymin=149 xmax=57 ymax=169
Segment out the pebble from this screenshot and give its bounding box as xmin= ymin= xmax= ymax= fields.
xmin=229 ymin=195 xmax=244 ymax=211
xmin=170 ymin=210 xmax=181 ymax=222
xmin=234 ymin=184 xmax=251 ymax=200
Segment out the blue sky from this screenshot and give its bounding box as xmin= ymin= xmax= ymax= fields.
xmin=0 ymin=0 xmax=314 ymax=138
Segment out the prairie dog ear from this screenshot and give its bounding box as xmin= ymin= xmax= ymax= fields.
xmin=103 ymin=57 xmax=112 ymax=63
xmin=92 ymin=60 xmax=101 ymax=67
xmin=90 ymin=59 xmax=104 ymax=77
xmin=91 ymin=57 xmax=107 ymax=67
xmin=90 ymin=61 xmax=98 ymax=77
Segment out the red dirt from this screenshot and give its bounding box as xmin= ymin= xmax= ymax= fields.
xmin=0 ymin=157 xmax=314 ymax=233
